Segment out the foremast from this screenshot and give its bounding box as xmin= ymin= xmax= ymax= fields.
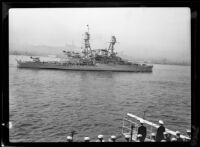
xmin=82 ymin=24 xmax=92 ymax=58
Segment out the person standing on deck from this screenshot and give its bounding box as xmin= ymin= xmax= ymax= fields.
xmin=151 ymin=133 xmax=156 ymax=142
xmin=176 ymin=131 xmax=183 ymax=142
xmin=108 ymin=135 xmax=117 ymax=142
xmin=186 ymin=130 xmax=191 ymax=138
xmin=137 ymin=120 xmax=147 ymax=142
xmin=163 ymin=132 xmax=171 ymax=142
xmin=84 ymin=137 xmax=90 ymax=142
xmin=137 ymin=134 xmax=143 ymax=142
xmin=125 ymin=134 xmax=130 ymax=142
xmin=156 ymin=120 xmax=165 ymax=142
xmin=165 ymin=132 xmax=171 ymax=142
xmin=66 ymin=136 xmax=73 ymax=142
xmin=96 ymin=135 xmax=105 ymax=142
xmin=185 ymin=130 xmax=191 ymax=142
xmin=171 ymin=138 xmax=177 ymax=142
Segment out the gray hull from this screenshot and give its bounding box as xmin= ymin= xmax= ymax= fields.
xmin=17 ymin=61 xmax=153 ymax=72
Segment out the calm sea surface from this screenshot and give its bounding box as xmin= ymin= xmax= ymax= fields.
xmin=9 ymin=55 xmax=191 ymax=142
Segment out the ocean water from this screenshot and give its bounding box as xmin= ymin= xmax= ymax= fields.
xmin=9 ymin=55 xmax=191 ymax=142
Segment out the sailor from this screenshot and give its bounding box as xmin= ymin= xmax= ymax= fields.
xmin=175 ymin=131 xmax=183 ymax=142
xmin=96 ymin=135 xmax=105 ymax=142
xmin=163 ymin=132 xmax=167 ymax=138
xmin=66 ymin=136 xmax=73 ymax=142
xmin=171 ymin=137 xmax=177 ymax=142
xmin=185 ymin=130 xmax=191 ymax=142
xmin=137 ymin=120 xmax=147 ymax=142
xmin=186 ymin=129 xmax=191 ymax=138
xmin=84 ymin=137 xmax=90 ymax=142
xmin=156 ymin=120 xmax=165 ymax=142
xmin=109 ymin=135 xmax=116 ymax=142
xmin=164 ymin=132 xmax=171 ymax=142
xmin=125 ymin=134 xmax=130 ymax=142
xmin=163 ymin=132 xmax=170 ymax=142
xmin=137 ymin=134 xmax=143 ymax=142
xmin=151 ymin=133 xmax=156 ymax=142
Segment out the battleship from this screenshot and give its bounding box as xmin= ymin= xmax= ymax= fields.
xmin=16 ymin=25 xmax=153 ymax=72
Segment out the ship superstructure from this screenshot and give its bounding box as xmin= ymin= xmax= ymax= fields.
xmin=16 ymin=25 xmax=153 ymax=72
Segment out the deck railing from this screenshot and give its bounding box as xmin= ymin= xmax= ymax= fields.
xmin=122 ymin=113 xmax=190 ymax=141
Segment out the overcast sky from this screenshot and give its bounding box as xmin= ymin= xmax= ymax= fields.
xmin=9 ymin=8 xmax=191 ymax=62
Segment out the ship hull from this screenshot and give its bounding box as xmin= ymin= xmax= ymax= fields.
xmin=16 ymin=61 xmax=153 ymax=72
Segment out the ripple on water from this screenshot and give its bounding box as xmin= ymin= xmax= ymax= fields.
xmin=9 ymin=58 xmax=191 ymax=142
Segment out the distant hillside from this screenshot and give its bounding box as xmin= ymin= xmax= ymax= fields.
xmin=9 ymin=43 xmax=190 ymax=66
xmin=9 ymin=43 xmax=79 ymax=56
xmin=117 ymin=52 xmax=190 ymax=66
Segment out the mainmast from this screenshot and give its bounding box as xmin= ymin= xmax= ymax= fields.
xmin=82 ymin=24 xmax=92 ymax=57
xmin=108 ymin=36 xmax=117 ymax=56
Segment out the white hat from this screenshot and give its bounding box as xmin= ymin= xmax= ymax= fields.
xmin=161 ymin=140 xmax=166 ymax=142
xmin=186 ymin=129 xmax=191 ymax=133
xmin=9 ymin=122 xmax=13 ymax=129
xmin=98 ymin=135 xmax=104 ymax=139
xmin=84 ymin=137 xmax=90 ymax=141
xmin=140 ymin=120 xmax=144 ymax=124
xmin=111 ymin=135 xmax=116 ymax=139
xmin=159 ymin=120 xmax=164 ymax=125
xmin=137 ymin=134 xmax=142 ymax=137
xmin=151 ymin=133 xmax=156 ymax=136
xmin=151 ymin=140 xmax=155 ymax=142
xmin=176 ymin=131 xmax=180 ymax=135
xmin=125 ymin=134 xmax=130 ymax=138
xmin=67 ymin=136 xmax=72 ymax=140
xmin=171 ymin=138 xmax=177 ymax=141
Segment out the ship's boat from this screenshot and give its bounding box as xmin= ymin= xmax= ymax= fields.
xmin=16 ymin=25 xmax=153 ymax=72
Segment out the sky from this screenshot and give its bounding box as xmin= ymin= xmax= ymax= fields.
xmin=9 ymin=8 xmax=191 ymax=62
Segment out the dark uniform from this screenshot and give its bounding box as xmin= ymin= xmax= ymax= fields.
xmin=185 ymin=138 xmax=191 ymax=142
xmin=138 ymin=125 xmax=147 ymax=142
xmin=176 ymin=137 xmax=183 ymax=142
xmin=166 ymin=136 xmax=171 ymax=142
xmin=156 ymin=125 xmax=165 ymax=142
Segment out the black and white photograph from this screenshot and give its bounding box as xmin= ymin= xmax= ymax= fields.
xmin=8 ymin=8 xmax=191 ymax=142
